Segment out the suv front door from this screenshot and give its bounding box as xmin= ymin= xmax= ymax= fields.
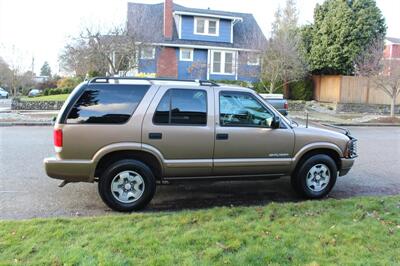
xmin=142 ymin=86 xmax=215 ymax=177
xmin=213 ymin=89 xmax=295 ymax=176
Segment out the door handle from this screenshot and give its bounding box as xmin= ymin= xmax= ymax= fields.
xmin=149 ymin=133 xmax=162 ymax=139
xmin=216 ymin=133 xmax=229 ymax=140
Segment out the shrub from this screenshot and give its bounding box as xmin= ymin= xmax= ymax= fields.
xmin=211 ymin=79 xmax=250 ymax=87
xmin=135 ymin=73 xmax=156 ymax=78
xmin=56 ymin=77 xmax=82 ymax=90
xmin=43 ymin=87 xmax=73 ymax=96
xmin=37 ymin=80 xmax=58 ymax=90
xmin=87 ymin=70 xmax=103 ymax=78
xmin=252 ymin=81 xmax=284 ymax=94
xmin=290 ymin=79 xmax=313 ymax=101
xmin=62 ymin=87 xmax=73 ymax=94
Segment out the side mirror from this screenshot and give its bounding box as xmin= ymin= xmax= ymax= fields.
xmin=271 ymin=116 xmax=280 ymax=129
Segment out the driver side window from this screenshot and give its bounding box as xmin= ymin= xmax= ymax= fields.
xmin=219 ymin=91 xmax=274 ymax=127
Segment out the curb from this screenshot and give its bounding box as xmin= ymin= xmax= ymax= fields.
xmin=332 ymin=123 xmax=400 ymax=127
xmin=0 ymin=121 xmax=53 ymax=126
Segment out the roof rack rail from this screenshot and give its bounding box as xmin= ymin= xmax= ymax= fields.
xmin=197 ymin=80 xmax=219 ymax=86
xmin=88 ymin=77 xmax=219 ymax=86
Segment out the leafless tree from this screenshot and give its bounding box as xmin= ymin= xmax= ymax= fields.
xmin=187 ymin=61 xmax=208 ymax=80
xmin=0 ymin=57 xmax=12 ymax=88
xmin=60 ymin=4 xmax=154 ymax=78
xmin=260 ymin=0 xmax=307 ymax=94
xmin=82 ymin=26 xmax=143 ymax=76
xmin=0 ymin=56 xmax=35 ymax=96
xmin=355 ymin=38 xmax=399 ymax=117
xmin=373 ymin=60 xmax=400 ymax=116
xmin=60 ymin=25 xmax=143 ymax=77
xmin=59 ymin=38 xmax=107 ymax=77
xmin=354 ymin=38 xmax=385 ymax=77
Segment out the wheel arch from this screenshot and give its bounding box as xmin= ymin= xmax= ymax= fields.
xmin=291 ymin=143 xmax=342 ymax=175
xmin=92 ymin=143 xmax=164 ymax=181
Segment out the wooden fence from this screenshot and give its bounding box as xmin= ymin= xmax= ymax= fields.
xmin=313 ymin=75 xmax=400 ymax=105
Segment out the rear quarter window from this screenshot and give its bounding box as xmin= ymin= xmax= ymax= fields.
xmin=66 ymin=84 xmax=150 ymax=124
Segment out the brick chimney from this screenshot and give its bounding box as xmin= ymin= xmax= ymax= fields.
xmin=164 ymin=0 xmax=173 ymax=40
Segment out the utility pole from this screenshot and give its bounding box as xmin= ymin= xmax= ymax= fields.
xmin=31 ymin=57 xmax=35 ymax=75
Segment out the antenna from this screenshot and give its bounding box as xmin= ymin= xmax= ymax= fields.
xmin=306 ymin=111 xmax=309 ymax=128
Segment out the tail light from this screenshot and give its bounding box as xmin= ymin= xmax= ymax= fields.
xmin=284 ymin=101 xmax=288 ymax=110
xmin=53 ymin=129 xmax=63 ymax=152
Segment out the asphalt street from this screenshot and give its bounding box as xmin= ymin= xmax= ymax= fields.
xmin=0 ymin=126 xmax=399 ymax=219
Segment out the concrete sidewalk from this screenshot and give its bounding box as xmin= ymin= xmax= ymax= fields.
xmin=0 ymin=110 xmax=57 ymax=126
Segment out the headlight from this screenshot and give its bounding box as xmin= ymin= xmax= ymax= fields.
xmin=345 ymin=138 xmax=358 ymax=158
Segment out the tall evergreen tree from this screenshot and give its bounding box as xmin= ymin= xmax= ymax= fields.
xmin=40 ymin=61 xmax=52 ymax=77
xmin=261 ymin=0 xmax=307 ymax=94
xmin=303 ymin=0 xmax=386 ymax=75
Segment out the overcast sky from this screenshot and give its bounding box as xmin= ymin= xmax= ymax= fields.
xmin=0 ymin=0 xmax=398 ymax=75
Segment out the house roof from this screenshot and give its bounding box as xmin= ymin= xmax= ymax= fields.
xmin=386 ymin=37 xmax=400 ymax=44
xmin=127 ymin=2 xmax=266 ymax=50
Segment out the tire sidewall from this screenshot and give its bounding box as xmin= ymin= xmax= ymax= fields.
xmin=98 ymin=159 xmax=156 ymax=212
xmin=296 ymin=155 xmax=337 ymax=198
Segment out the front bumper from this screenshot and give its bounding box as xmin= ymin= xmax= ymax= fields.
xmin=44 ymin=157 xmax=94 ymax=182
xmin=339 ymin=158 xmax=355 ymax=176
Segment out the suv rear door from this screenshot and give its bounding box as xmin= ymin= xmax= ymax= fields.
xmin=141 ymin=86 xmax=215 ymax=177
xmin=213 ymin=88 xmax=295 ymax=176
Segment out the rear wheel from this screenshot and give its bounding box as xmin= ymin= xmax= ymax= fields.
xmin=291 ymin=154 xmax=337 ymax=199
xmin=98 ymin=159 xmax=156 ymax=212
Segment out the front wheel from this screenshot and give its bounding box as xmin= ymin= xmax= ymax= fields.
xmin=291 ymin=154 xmax=337 ymax=199
xmin=98 ymin=159 xmax=156 ymax=212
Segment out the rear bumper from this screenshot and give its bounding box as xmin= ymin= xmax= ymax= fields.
xmin=44 ymin=157 xmax=94 ymax=182
xmin=339 ymin=158 xmax=355 ymax=176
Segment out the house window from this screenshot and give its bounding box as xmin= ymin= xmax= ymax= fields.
xmin=194 ymin=17 xmax=219 ymax=36
xmin=180 ymin=48 xmax=193 ymax=61
xmin=141 ymin=47 xmax=155 ymax=59
xmin=225 ymin=53 xmax=233 ymax=73
xmin=196 ymin=19 xmax=205 ymax=34
xmin=208 ymin=20 xmax=217 ymax=35
xmin=213 ymin=52 xmax=222 ymax=73
xmin=247 ymin=53 xmax=260 ymax=65
xmin=211 ymin=51 xmax=235 ymax=75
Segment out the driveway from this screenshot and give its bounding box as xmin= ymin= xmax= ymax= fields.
xmin=0 ymin=126 xmax=399 ymax=219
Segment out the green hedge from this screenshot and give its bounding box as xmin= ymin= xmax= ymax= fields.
xmin=211 ymin=80 xmax=280 ymax=94
xmin=43 ymin=87 xmax=74 ymax=96
xmin=213 ymin=78 xmax=313 ymax=100
xmin=289 ymin=79 xmax=313 ymax=101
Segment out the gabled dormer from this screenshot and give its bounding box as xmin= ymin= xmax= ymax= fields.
xmin=172 ymin=11 xmax=243 ymax=43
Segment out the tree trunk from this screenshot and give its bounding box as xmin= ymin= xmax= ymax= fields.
xmin=390 ymin=94 xmax=396 ymax=117
xmin=283 ymin=79 xmax=290 ymax=98
xmin=269 ymin=83 xmax=275 ymax=94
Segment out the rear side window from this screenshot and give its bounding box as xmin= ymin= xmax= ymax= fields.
xmin=66 ymin=84 xmax=150 ymax=124
xmin=153 ymin=89 xmax=207 ymax=125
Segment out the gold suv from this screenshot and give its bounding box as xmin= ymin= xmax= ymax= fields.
xmin=44 ymin=77 xmax=357 ymax=212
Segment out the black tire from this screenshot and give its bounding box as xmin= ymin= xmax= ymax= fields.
xmin=291 ymin=154 xmax=337 ymax=199
xmin=98 ymin=159 xmax=156 ymax=212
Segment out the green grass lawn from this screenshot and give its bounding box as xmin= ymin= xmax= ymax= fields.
xmin=21 ymin=94 xmax=69 ymax=101
xmin=1 ymin=196 xmax=399 ymax=265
